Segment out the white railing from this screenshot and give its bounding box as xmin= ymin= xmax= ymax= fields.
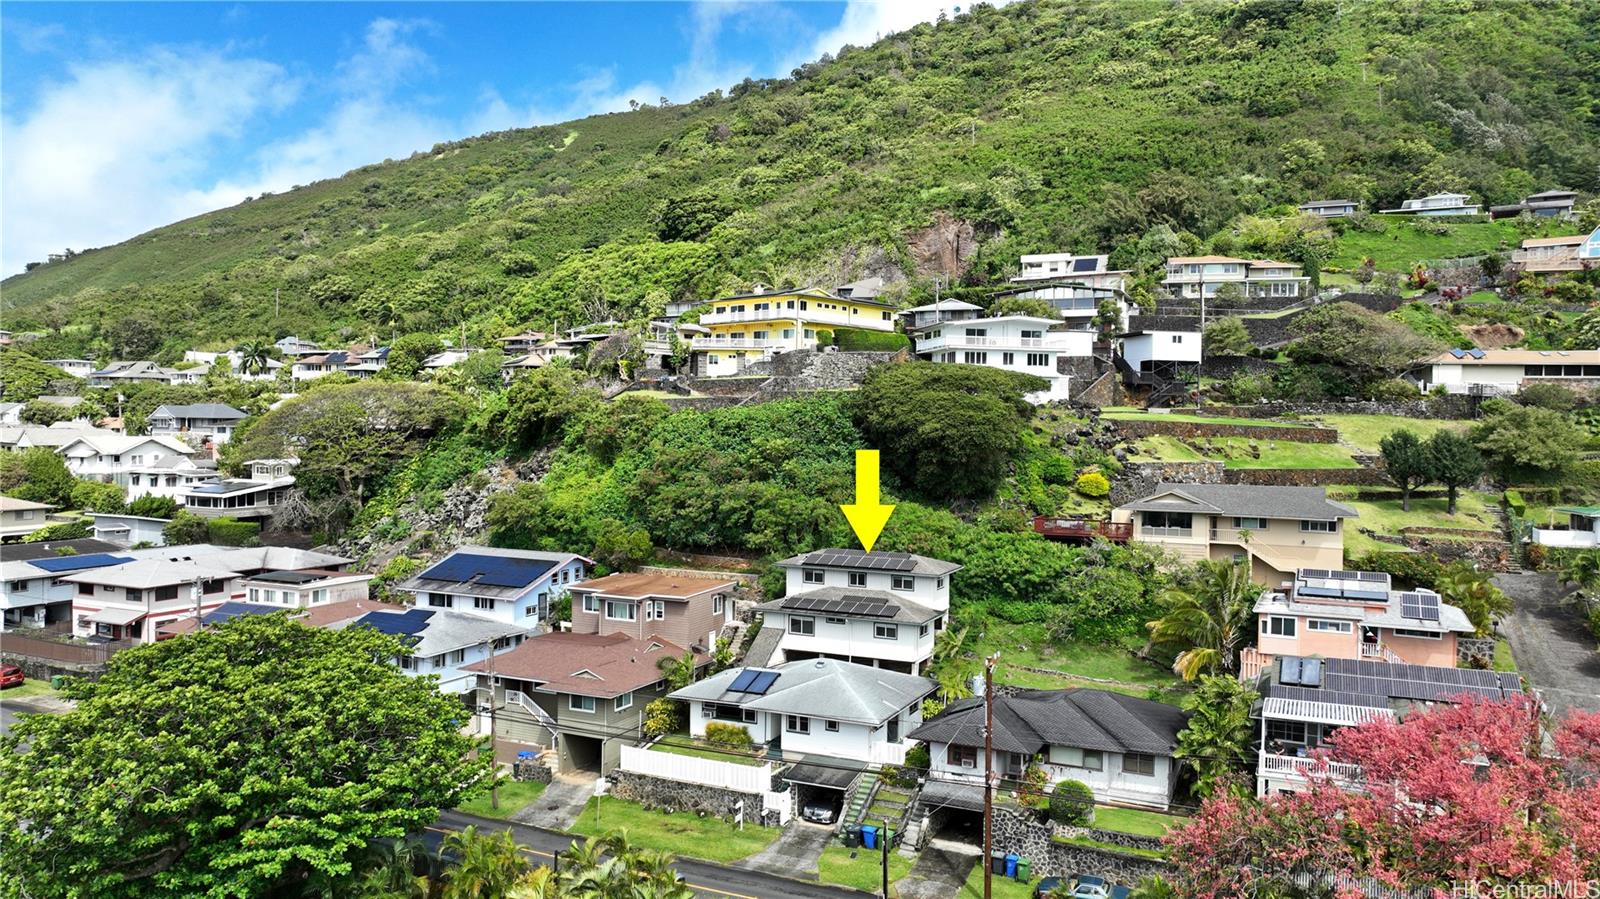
xmin=917 ymin=336 xmax=1047 ymax=350
xmin=1259 ymin=751 xmax=1363 ymax=783
xmin=1141 ymin=526 xmax=1194 ymax=538
xmin=502 ymin=689 xmax=560 ymax=742
xmin=619 ymin=744 xmax=775 ymax=793
xmin=1359 ymin=642 xmax=1404 ymax=663
xmin=692 ymin=337 xmax=789 ymax=350
xmin=699 ymin=307 xmax=888 ymax=329
xmin=866 ymin=741 xmax=910 ymax=766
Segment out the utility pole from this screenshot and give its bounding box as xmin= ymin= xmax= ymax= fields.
xmin=486 ymin=639 xmax=500 ymax=810
xmin=880 ymin=814 xmax=889 ymax=899
xmin=982 ymin=652 xmax=998 ymax=899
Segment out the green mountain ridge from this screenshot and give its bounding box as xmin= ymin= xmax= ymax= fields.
xmin=4 ymin=0 xmax=1597 ymax=360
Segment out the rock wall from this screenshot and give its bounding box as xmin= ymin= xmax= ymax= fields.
xmin=1111 ymin=461 xmax=1226 ymax=506
xmin=1201 ymin=356 xmax=1283 ymax=379
xmin=1107 ymin=419 xmax=1338 ymax=444
xmin=989 ymin=807 xmax=1172 ymax=883
xmin=1202 ymin=396 xmax=1478 ymax=420
xmin=1458 ymin=637 xmax=1497 ymax=666
xmin=513 ymin=760 xmax=555 ymax=784
xmin=609 ymin=770 xmax=783 ymax=828
xmin=1224 ymin=468 xmax=1390 ymax=487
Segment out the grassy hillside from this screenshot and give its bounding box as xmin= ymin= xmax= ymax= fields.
xmin=4 ymin=0 xmax=1597 ymax=359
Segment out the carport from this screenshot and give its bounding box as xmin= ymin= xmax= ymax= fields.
xmin=783 ymin=759 xmax=863 ymax=824
xmin=918 ymin=779 xmax=987 ymax=845
xmin=558 ymin=733 xmax=603 ymax=773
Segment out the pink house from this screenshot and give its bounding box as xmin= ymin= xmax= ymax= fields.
xmin=1241 ymin=569 xmax=1474 ymax=677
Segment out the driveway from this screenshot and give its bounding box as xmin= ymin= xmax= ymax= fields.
xmin=1494 ymin=572 xmax=1600 ymax=716
xmin=736 ymin=820 xmax=833 ymax=880
xmin=511 ymin=772 xmax=597 ymax=831
xmin=896 ymin=839 xmax=981 ymax=899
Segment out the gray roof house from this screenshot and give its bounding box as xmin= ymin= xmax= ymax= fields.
xmin=147 ymin=403 xmax=248 ymax=445
xmin=910 ymin=688 xmax=1189 ymax=811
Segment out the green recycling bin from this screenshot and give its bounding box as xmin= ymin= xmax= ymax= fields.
xmin=1016 ymin=858 xmax=1031 ymax=882
xmin=50 ymin=675 xmax=67 ymax=689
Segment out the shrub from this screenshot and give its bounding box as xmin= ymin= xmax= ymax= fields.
xmin=127 ymin=495 xmax=180 ymax=519
xmin=831 ymin=327 xmax=910 ymax=351
xmin=1518 ymin=382 xmax=1577 ymax=412
xmin=704 ymin=722 xmax=753 ymax=749
xmin=206 ymin=517 xmax=261 ymax=547
xmin=642 ymin=699 xmax=680 ymax=738
xmin=903 ymin=743 xmax=930 ymax=773
xmin=1048 ymin=780 xmax=1095 ymax=826
xmin=1074 ymin=471 xmax=1111 ymax=498
xmin=21 ymin=521 xmax=92 ymax=543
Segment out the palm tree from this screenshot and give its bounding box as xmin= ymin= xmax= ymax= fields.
xmin=439 ymin=826 xmax=530 ymax=899
xmin=1146 ymin=559 xmax=1257 ymax=681
xmin=657 ymin=650 xmax=699 ymax=691
xmin=352 ymin=837 xmax=429 ymax=899
xmin=236 ymin=340 xmax=273 ymax=377
xmin=1559 ymin=551 xmax=1600 ymax=592
xmin=928 ymin=626 xmax=977 ymax=703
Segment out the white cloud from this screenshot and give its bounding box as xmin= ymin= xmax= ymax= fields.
xmin=797 ymin=0 xmax=950 ymax=67
xmin=0 ymin=50 xmax=295 ymax=275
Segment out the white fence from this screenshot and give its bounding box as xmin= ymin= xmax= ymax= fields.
xmin=620 ymin=745 xmax=774 ymax=794
xmin=865 ymin=741 xmax=911 ymax=766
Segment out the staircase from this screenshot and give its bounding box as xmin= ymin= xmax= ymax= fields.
xmin=839 ymin=770 xmax=881 ymax=833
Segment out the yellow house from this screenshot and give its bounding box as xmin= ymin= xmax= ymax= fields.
xmin=693 ymin=285 xmax=898 ymax=376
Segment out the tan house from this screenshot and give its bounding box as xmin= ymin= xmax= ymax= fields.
xmin=1113 ymin=484 xmax=1356 ymax=585
xmin=568 ymin=571 xmax=736 ymax=652
xmin=1240 ymin=568 xmax=1475 ymax=679
xmin=1511 ymin=233 xmax=1588 ymax=274
xmin=0 ymin=496 xmax=58 ymax=542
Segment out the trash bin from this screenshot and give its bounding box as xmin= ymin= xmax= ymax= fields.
xmin=883 ymin=827 xmax=895 ymax=849
xmin=50 ymin=675 xmax=67 ymax=689
xmin=1005 ymin=854 xmax=1019 ymax=879
xmin=517 ymin=750 xmax=536 ymax=761
xmin=991 ymin=851 xmax=1006 ymax=874
xmin=844 ymin=827 xmax=860 ymax=849
xmin=1016 ymin=858 xmax=1032 ymax=882
xmin=861 ymin=825 xmax=878 ymax=850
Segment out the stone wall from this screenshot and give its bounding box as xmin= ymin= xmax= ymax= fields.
xmin=1458 ymin=637 xmax=1497 ymax=666
xmin=1201 ymin=396 xmax=1478 ymax=420
xmin=512 ymin=760 xmax=555 ymax=784
xmin=1201 ymin=356 xmax=1282 ymax=379
xmin=1111 ymin=461 xmax=1226 ymax=506
xmin=609 ymin=770 xmax=783 ymax=828
xmin=1107 ymin=418 xmax=1338 ymax=444
xmin=640 ymin=564 xmax=759 ymax=587
xmin=989 ymin=807 xmax=1172 ymax=883
xmin=1224 ymin=468 xmax=1389 ymax=487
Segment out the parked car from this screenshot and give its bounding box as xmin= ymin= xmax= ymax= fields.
xmin=1034 ymin=877 xmax=1064 ymax=898
xmin=0 ymin=664 xmax=24 ymax=689
xmin=801 ymin=797 xmax=839 ymax=824
xmin=1067 ymin=875 xmax=1110 ymax=899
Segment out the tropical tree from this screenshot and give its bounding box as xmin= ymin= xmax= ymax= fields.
xmin=1559 ymin=551 xmax=1600 ymax=592
xmin=236 ymin=340 xmax=273 ymax=377
xmin=1174 ymin=675 xmax=1259 ymax=798
xmin=1434 ymin=562 xmax=1512 ymax=637
xmin=1146 ymin=559 xmax=1257 ymax=680
xmin=1426 ymin=430 xmax=1484 ymax=515
xmin=440 ymin=827 xmax=529 ymax=899
xmin=1379 ymin=429 xmax=1431 ymax=512
xmin=928 ymin=625 xmax=978 ymax=703
xmin=657 ymin=650 xmax=699 ymax=691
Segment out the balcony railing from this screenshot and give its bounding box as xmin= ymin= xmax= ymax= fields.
xmin=691 ymin=337 xmax=790 ymax=351
xmin=1359 ymin=642 xmax=1405 ymax=663
xmin=1259 ymin=751 xmax=1363 ymax=783
xmin=699 ymin=307 xmax=891 ymax=329
xmin=1033 ymin=516 xmax=1133 ymax=542
xmin=1140 ymin=526 xmax=1193 ymax=538
xmin=917 ymin=335 xmax=1049 ymax=350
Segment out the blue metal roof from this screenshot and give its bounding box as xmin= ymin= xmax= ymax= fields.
xmin=27 ymin=553 xmax=134 ymax=573
xmin=352 ymin=608 xmax=436 ymax=644
xmin=418 ymin=552 xmax=557 ymax=589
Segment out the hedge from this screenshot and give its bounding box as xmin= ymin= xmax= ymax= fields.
xmin=831 ymin=327 xmax=910 ymax=352
xmin=1049 ymin=780 xmax=1095 ymax=826
xmin=207 ymin=517 xmax=262 ymax=547
xmin=704 ymin=722 xmax=753 ymax=749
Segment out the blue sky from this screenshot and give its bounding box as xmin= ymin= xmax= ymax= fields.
xmin=0 ymin=1 xmax=953 ymax=276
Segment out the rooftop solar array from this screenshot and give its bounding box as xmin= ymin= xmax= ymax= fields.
xmin=1399 ymin=590 xmax=1442 ymax=622
xmin=27 ymin=553 xmax=133 ymax=573
xmin=782 ymin=593 xmax=898 ymax=618
xmin=1281 ymin=657 xmax=1324 ymax=687
xmin=1071 ymin=257 xmax=1099 ymax=272
xmin=728 ymin=669 xmax=781 ymax=695
xmin=418 ymin=553 xmax=558 ymax=589
xmin=354 ymin=608 xmax=436 ymax=643
xmin=802 ymin=549 xmax=916 ymax=572
xmin=1296 ymin=568 xmax=1391 ymax=600
xmin=1277 ymin=656 xmax=1512 ymax=703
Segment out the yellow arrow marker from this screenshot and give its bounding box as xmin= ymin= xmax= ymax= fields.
xmin=840 ymin=449 xmax=895 ymax=553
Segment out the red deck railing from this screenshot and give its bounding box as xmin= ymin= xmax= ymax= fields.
xmin=1032 ymin=517 xmax=1132 ymax=542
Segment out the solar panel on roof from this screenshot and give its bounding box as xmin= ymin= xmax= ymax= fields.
xmin=728 ymin=670 xmax=760 ymax=692
xmin=1281 ymin=657 xmax=1303 ymax=686
xmin=355 ymin=608 xmax=435 ymax=642
xmin=1071 ymin=257 xmax=1098 ymax=272
xmin=1300 ymin=658 xmax=1324 ymax=687
xmin=1300 ymin=568 xmax=1330 ymax=580
xmin=419 ymin=553 xmax=558 ymax=589
xmin=747 ymin=671 xmax=779 ymax=694
xmin=28 ymin=553 xmax=135 ymax=572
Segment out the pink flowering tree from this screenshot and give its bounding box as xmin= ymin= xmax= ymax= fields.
xmin=1166 ymin=695 xmax=1600 ymax=897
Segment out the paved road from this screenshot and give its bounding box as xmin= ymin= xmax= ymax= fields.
xmin=1494 ymin=572 xmax=1600 ymax=716
xmin=433 ymin=809 xmax=870 ymax=899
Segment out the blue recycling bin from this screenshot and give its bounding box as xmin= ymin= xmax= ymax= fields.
xmin=517 ymin=751 xmax=536 ymax=761
xmin=1005 ymin=854 xmax=1019 ymax=878
xmin=861 ymin=825 xmax=878 ymax=850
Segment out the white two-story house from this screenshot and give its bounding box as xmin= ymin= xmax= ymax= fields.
xmin=58 ymin=432 xmax=198 ymax=498
xmin=147 ymin=403 xmax=248 ymax=446
xmin=751 ymin=549 xmax=962 ymax=674
xmin=1162 ymin=256 xmax=1309 ymax=303
xmin=1379 ymin=192 xmax=1481 ymax=217
xmin=911 ymin=315 xmax=1091 ymax=403
xmin=314 ymin=603 xmax=529 ymax=694
xmin=398 ymin=546 xmax=591 ymax=628
xmin=1001 ymin=253 xmax=1132 ymax=329
xmin=0 ymin=538 xmax=126 ymax=630
xmin=910 ymin=688 xmax=1189 ymax=811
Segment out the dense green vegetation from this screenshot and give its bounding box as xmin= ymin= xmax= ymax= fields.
xmin=4 ymin=0 xmax=1596 ymax=359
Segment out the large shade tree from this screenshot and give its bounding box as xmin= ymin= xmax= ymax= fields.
xmin=0 ymin=614 xmax=491 ymax=898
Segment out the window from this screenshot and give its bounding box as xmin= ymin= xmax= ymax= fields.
xmin=920 ymin=623 xmax=930 ymax=637
xmin=474 ymin=597 xmax=495 ymax=611
xmin=825 ymin=720 xmax=840 ymax=732
xmin=713 ymin=595 xmax=725 ymax=614
xmin=947 ymin=745 xmax=978 ymax=768
xmin=825 ymin=616 xmax=846 ymax=626
xmin=1171 ymin=334 xmax=1184 ymax=343
xmin=202 ymin=579 xmax=225 ymax=595
xmin=1122 ymin=752 xmax=1157 ymax=777
xmin=615 ymin=691 xmax=634 ymax=712
xmin=606 ymin=600 xmax=637 ymax=621
xmin=582 ymin=595 xmax=600 ymax=613
xmin=848 ymin=571 xmax=867 ymax=587
xmin=154 ymin=585 xmax=179 ymax=601
xmin=786 ymin=715 xmax=810 ymax=734
xmin=1002 ymin=352 xmax=1015 ymax=366
xmin=874 ymin=623 xmax=899 ymax=640
xmin=1266 ymin=719 xmax=1306 ymax=746
xmin=651 ymin=600 xmax=665 ymax=619
xmin=1232 ymin=517 xmax=1267 ymax=530
xmin=963 ymin=351 xmax=988 ymax=364
xmin=1021 ymin=329 xmax=1042 ymax=340
xmin=428 ymin=593 xmax=452 ymax=608
xmin=447 ymin=649 xmax=467 ymax=665
xmin=1264 ymin=616 xmax=1297 ymax=637
xmin=1142 ymin=511 xmax=1192 ymax=531
xmin=937 ymin=578 xmax=945 ymax=589
xmin=561 ymin=570 xmax=570 ymax=584
xmin=789 ymin=616 xmax=815 ymax=636
xmin=964 ymin=328 xmax=988 ymax=337
xmin=1300 ymin=520 xmax=1337 ymax=533
xmin=78 ymin=582 xmax=94 ymax=596
xmin=247 ymin=587 xmax=259 ymax=602
xmin=802 ymin=568 xmax=825 ymax=585
xmin=889 ymin=574 xmax=915 ymax=592
xmin=1307 ymin=619 xmax=1353 ymax=634
xmin=524 ymin=604 xmax=538 ymax=618
xmin=569 ymin=695 xmax=596 ymax=713
xmin=1391 ymin=628 xmax=1441 ymax=640
xmin=1050 ymin=746 xmax=1103 ymax=771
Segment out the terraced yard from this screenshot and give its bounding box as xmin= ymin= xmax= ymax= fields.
xmin=1130 ymin=434 xmax=1359 ymax=469
xmin=651 ymin=734 xmax=765 ymax=765
xmin=1327 ymin=486 xmax=1502 ymax=557
xmin=1307 ymin=414 xmax=1472 ymax=453
xmin=971 ymin=623 xmax=1183 ymax=696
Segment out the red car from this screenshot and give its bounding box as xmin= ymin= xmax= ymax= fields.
xmin=0 ymin=664 xmax=24 ymax=689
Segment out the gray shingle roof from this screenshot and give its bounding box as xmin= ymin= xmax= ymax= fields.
xmin=774 ymin=548 xmax=963 ymax=577
xmin=908 ymin=688 xmax=1189 ymax=756
xmin=152 ymin=403 xmax=247 ymax=420
xmin=743 ymin=626 xmax=785 ymax=668
xmin=1119 ymin=483 xmax=1357 ymax=520
xmin=753 ymin=586 xmax=943 ymax=624
xmin=669 ymin=658 xmax=932 ymax=726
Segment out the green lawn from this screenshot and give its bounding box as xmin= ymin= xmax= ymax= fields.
xmin=1327 ymin=486 xmax=1501 ymax=557
xmin=957 ymin=862 xmax=1039 ymax=899
xmin=1308 ymin=414 xmax=1471 ymax=453
xmin=1101 ymin=409 xmax=1301 ymax=428
xmin=1093 ymin=805 xmax=1184 ymax=837
xmin=1131 ymin=434 xmax=1358 ymax=469
xmin=0 ymin=680 xmax=63 ymax=702
xmin=651 ymin=734 xmax=766 ymax=765
xmin=1493 ymin=638 xmax=1517 ymax=673
xmin=1327 ymin=215 xmax=1525 ymax=270
xmin=970 ymin=623 xmax=1181 ymax=695
xmin=569 ymin=796 xmax=779 ymax=863
xmin=817 ymin=844 xmax=912 ymax=893
xmin=456 ymin=779 xmax=547 ymax=820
